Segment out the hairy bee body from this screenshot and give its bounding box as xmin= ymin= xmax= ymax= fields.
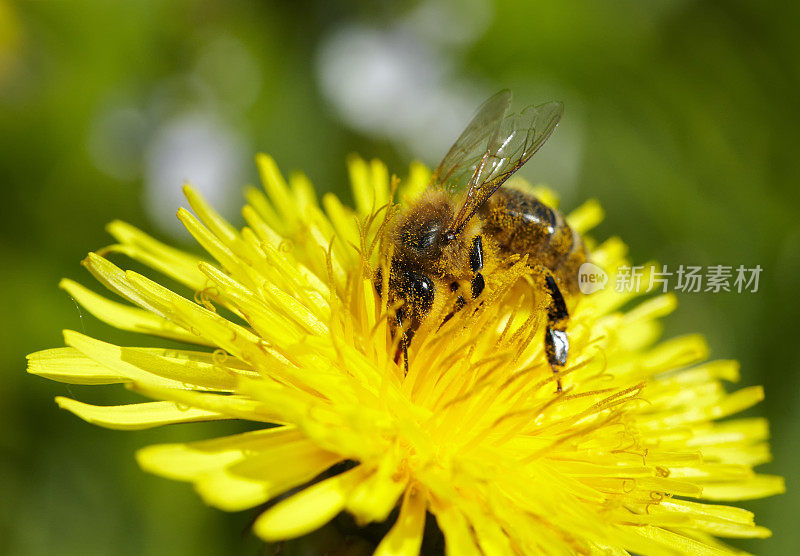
xmin=384 ymin=186 xmax=584 ymax=334
xmin=377 ymin=90 xmax=579 ymax=388
xmin=481 ymin=187 xmax=586 ymax=298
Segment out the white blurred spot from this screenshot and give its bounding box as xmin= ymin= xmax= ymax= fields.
xmin=315 ymin=0 xmax=495 ymax=160
xmin=400 ymin=0 xmax=493 ymax=47
xmin=316 ymin=24 xmax=487 ymax=159
xmin=317 ymin=25 xmax=439 ymax=135
xmin=144 ymin=113 xmax=246 ymax=237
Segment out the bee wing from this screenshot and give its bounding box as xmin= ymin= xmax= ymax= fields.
xmin=445 ymin=100 xmax=564 ymax=235
xmin=429 ymin=90 xmax=512 ymax=194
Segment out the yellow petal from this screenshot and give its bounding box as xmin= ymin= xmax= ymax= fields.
xmin=657 ymin=499 xmax=754 ymax=526
xmin=466 ymin=506 xmax=513 ymax=556
xmin=692 ymin=520 xmax=771 ymax=539
xmin=193 ymin=468 xmax=275 ymax=512
xmin=137 ymin=427 xmax=301 ymax=480
xmin=700 ymin=475 xmax=785 ymax=501
xmin=399 ymin=161 xmax=429 ymax=201
xmin=241 ymin=199 xmax=282 ymax=247
xmin=56 ymin=397 xmax=228 ymax=430
xmin=322 ymin=192 xmax=359 ymax=258
xmin=182 ymin=184 xmax=238 ymax=243
xmin=348 ymin=155 xmax=376 ymax=218
xmin=60 ymin=279 xmax=211 ymax=345
xmin=121 ymin=269 xmax=269 ymax=365
xmin=105 ymin=219 xmax=209 ymax=291
xmin=346 ymin=455 xmax=408 ymax=524
xmin=566 ymin=198 xmax=604 ymax=234
xmin=641 ymin=334 xmax=710 ymax=376
xmin=64 ymin=330 xmax=199 ymax=389
xmin=62 ymin=330 xmax=249 ymax=391
xmin=198 ymin=453 xmax=344 ymax=513
xmin=130 ymin=382 xmax=284 ymax=424
xmin=28 ymin=347 xmax=125 ymax=384
xmin=290 ymin=170 xmax=318 ymax=213
xmin=256 ymin=153 xmax=298 ymax=226
xmin=81 ymin=252 xmax=166 ymax=318
xmin=138 ymin=426 xmax=341 ymax=511
xmin=435 ymin=503 xmax=482 ymax=556
xmin=115 ymin=346 xmax=244 ymax=391
xmin=687 ymin=417 xmax=769 ymax=447
xmin=176 ymin=207 xmax=251 ymax=285
xmin=373 ymin=487 xmax=426 ymax=556
xmin=631 ymin=525 xmax=739 ymax=556
xmin=205 ymin=449 xmax=339 ymax=511
xmin=253 ymin=466 xmax=365 ymax=541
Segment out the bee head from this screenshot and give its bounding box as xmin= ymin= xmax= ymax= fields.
xmin=374 ymin=263 xmax=435 ymax=331
xmin=394 ymin=193 xmax=454 ymax=265
xmin=400 ymin=216 xmax=443 ymax=258
xmin=376 ymin=192 xmax=457 ymax=333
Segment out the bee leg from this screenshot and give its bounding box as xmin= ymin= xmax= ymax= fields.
xmin=535 ymin=269 xmax=569 ymax=393
xmin=470 ymin=235 xmax=484 ymax=272
xmin=471 ymin=273 xmax=485 ymax=298
xmin=394 ymin=309 xmax=410 ymax=377
xmin=401 ymin=333 xmax=409 ymax=377
xmin=470 ymin=235 xmax=486 ymax=299
xmin=440 ymin=282 xmax=466 ymax=327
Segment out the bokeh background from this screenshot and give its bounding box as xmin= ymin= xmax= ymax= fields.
xmin=1 ymin=0 xmax=798 ymax=554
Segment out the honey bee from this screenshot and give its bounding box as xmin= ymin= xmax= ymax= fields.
xmin=376 ymin=90 xmax=586 ymax=391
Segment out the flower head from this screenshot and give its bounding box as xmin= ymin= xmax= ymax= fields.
xmin=29 ymin=154 xmax=783 ymax=554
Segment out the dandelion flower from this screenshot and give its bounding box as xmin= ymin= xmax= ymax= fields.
xmin=29 ymin=154 xmax=783 ymax=555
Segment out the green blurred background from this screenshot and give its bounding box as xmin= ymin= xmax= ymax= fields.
xmin=1 ymin=0 xmax=797 ymax=554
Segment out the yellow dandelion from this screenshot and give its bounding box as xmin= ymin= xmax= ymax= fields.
xmin=29 ymin=153 xmax=783 ymax=555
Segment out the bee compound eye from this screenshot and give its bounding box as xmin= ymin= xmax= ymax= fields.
xmin=405 ymin=271 xmax=434 ymax=313
xmin=409 ymin=220 xmax=441 ymax=252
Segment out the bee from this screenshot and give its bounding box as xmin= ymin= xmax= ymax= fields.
xmin=376 ymin=90 xmax=586 ymax=391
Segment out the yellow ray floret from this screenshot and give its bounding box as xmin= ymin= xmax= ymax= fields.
xmin=28 ymin=154 xmax=783 ymax=555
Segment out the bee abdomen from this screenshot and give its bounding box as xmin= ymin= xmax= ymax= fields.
xmin=480 ymin=188 xmax=586 ymax=295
